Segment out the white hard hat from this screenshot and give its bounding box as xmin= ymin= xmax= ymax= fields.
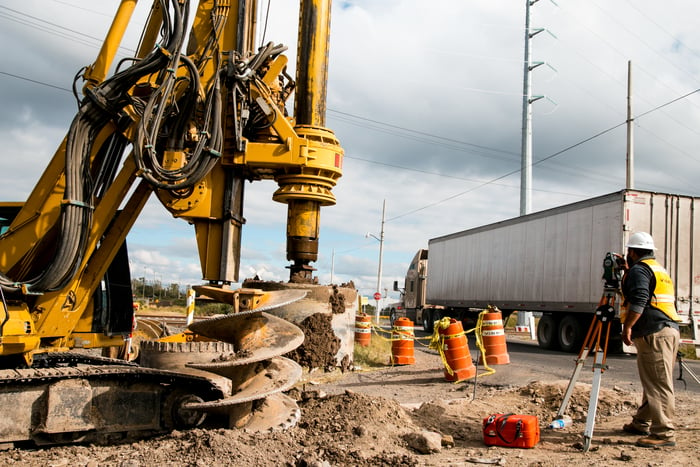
xmin=626 ymin=232 xmax=657 ymax=250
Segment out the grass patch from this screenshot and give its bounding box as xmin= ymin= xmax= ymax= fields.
xmin=353 ymin=332 xmax=392 ymax=368
xmin=136 ymin=302 xmax=233 ymax=316
xmin=678 ymin=325 xmax=698 ymax=360
xmin=679 ymin=343 xmax=698 ymax=360
xmin=195 ymin=302 xmax=234 ymax=316
xmin=503 ymin=311 xmax=538 ymax=330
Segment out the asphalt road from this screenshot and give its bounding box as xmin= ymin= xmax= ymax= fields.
xmin=313 ymin=327 xmax=699 ymax=409
xmin=396 ymin=326 xmax=700 ymax=394
xmin=467 ymin=333 xmax=700 ymax=395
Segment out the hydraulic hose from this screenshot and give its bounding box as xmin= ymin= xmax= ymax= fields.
xmin=0 ymin=0 xmax=191 ymax=294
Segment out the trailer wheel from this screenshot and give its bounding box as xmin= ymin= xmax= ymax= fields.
xmin=422 ymin=310 xmax=434 ymax=333
xmin=536 ymin=315 xmax=560 ymax=350
xmin=558 ymin=315 xmax=585 ymax=353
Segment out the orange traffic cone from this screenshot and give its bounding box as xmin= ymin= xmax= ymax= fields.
xmin=479 ymin=309 xmax=510 ymax=365
xmin=438 ymin=318 xmax=476 ymax=382
xmin=390 ymin=317 xmax=415 ymax=365
xmin=354 ymin=314 xmax=372 ymax=347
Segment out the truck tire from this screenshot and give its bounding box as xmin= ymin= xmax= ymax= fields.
xmin=422 ymin=310 xmax=434 ymax=333
xmin=558 ymin=314 xmax=585 ymax=353
xmin=537 ymin=314 xmax=560 ymax=350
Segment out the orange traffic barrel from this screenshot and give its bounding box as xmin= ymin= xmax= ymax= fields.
xmin=439 ymin=318 xmax=476 ymax=382
xmin=354 ymin=314 xmax=372 ymax=347
xmin=479 ymin=311 xmax=510 ymax=365
xmin=390 ymin=317 xmax=416 ymax=365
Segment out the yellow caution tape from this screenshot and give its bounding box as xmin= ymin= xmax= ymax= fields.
xmin=474 ymin=309 xmax=496 ymax=378
xmin=357 ymin=307 xmax=505 ymax=379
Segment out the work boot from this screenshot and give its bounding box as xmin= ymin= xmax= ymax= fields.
xmin=622 ymin=423 xmax=650 ymax=436
xmin=636 ymin=434 xmax=676 ymax=448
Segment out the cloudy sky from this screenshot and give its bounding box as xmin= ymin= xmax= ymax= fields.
xmin=1 ymin=0 xmax=699 ymax=304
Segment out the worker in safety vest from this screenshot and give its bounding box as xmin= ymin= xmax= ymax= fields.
xmin=620 ymin=232 xmax=681 ymax=448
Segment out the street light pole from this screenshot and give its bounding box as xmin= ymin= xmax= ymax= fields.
xmin=330 ymin=248 xmax=335 ymax=285
xmin=375 ymin=200 xmax=385 ymax=323
xmin=142 ymin=267 xmax=147 ymax=298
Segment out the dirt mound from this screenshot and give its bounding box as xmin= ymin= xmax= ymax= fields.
xmin=409 ymin=380 xmax=636 ymax=441
xmin=0 ymin=391 xmax=422 ymax=467
xmin=295 ymin=391 xmax=420 ymax=465
xmin=516 ymin=380 xmax=636 ymax=421
xmin=0 ymin=380 xmax=697 ymax=466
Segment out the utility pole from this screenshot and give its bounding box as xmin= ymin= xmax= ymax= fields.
xmin=518 ymin=0 xmax=545 ymax=335
xmin=521 ymin=0 xmax=545 ymax=217
xmin=626 ymin=60 xmax=634 ymax=189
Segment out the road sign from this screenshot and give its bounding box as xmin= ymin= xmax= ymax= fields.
xmin=373 ymin=292 xmax=381 ymax=300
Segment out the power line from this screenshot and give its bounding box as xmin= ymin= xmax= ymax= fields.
xmin=331 ymin=115 xmax=521 ymax=164
xmin=2 ymin=16 xmax=699 ymax=221
xmin=554 ymin=1 xmax=700 ymax=122
xmin=622 ymin=0 xmax=700 ymax=61
xmin=0 ymin=11 xmax=98 ymax=49
xmin=3 ymin=65 xmax=697 ymax=206
xmin=329 ymin=109 xmax=518 ymax=158
xmin=346 ymin=154 xmax=586 ymax=198
xmin=387 ymin=88 xmax=700 ymax=222
xmin=591 ymin=0 xmax=700 ymax=90
xmin=0 ymin=71 xmax=71 ymax=93
xmin=51 ymin=0 xmax=113 ymax=18
xmin=0 ymin=4 xmax=136 ymax=55
xmin=0 ymin=5 xmax=104 ymax=44
xmin=3 ymin=63 xmax=697 ymax=172
xmin=635 ymin=88 xmax=700 ymax=118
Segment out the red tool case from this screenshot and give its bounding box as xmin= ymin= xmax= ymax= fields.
xmin=482 ymin=413 xmax=540 ymax=448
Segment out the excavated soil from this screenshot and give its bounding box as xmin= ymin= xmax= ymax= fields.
xmin=0 ymin=340 xmax=698 ymax=466
xmin=286 ymin=313 xmax=341 ymax=370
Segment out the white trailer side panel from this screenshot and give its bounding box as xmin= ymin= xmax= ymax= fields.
xmin=426 ymin=190 xmax=698 ymax=321
xmin=426 ymin=192 xmax=623 ymax=312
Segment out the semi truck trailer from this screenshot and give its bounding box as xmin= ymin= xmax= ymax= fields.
xmin=395 ymin=189 xmax=699 ymax=354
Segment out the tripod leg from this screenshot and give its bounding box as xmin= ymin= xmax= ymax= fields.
xmin=582 ymin=321 xmax=611 ymax=452
xmin=681 ymin=361 xmax=700 ymax=386
xmin=557 ymin=320 xmax=599 ymax=418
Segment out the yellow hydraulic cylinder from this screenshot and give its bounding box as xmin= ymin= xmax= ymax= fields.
xmin=279 ymin=0 xmax=339 ymax=281
xmin=295 ymin=0 xmax=332 ymax=127
xmin=286 ymin=199 xmax=321 ymax=263
xmin=82 ymin=0 xmax=138 ymax=91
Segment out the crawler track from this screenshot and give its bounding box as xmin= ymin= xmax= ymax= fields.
xmin=0 ymin=355 xmax=224 ymax=448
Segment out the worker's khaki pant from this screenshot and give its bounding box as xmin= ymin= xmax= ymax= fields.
xmin=632 ymin=326 xmax=680 ymax=440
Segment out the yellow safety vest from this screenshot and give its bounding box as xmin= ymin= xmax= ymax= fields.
xmin=622 ymin=258 xmax=681 ymax=322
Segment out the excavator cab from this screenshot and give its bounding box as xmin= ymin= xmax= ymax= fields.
xmin=90 ymin=242 xmax=134 ymax=337
xmin=0 ymin=204 xmax=21 ymax=236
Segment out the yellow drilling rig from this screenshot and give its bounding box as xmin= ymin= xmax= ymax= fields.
xmin=0 ymin=0 xmax=346 ymax=447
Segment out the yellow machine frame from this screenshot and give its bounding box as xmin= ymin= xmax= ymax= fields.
xmin=0 ymin=0 xmax=342 ymax=366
